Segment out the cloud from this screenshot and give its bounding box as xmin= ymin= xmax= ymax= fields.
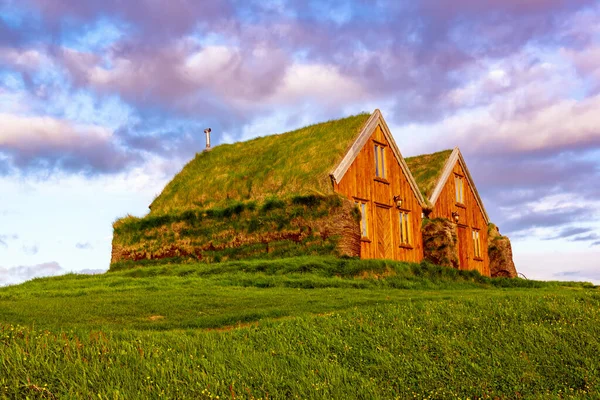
xmin=466 ymin=148 xmax=600 ymax=241
xmin=78 ymin=268 xmax=106 ymax=275
xmin=75 ymin=242 xmax=93 ymax=250
xmin=22 ymin=243 xmax=39 ymax=255
xmin=21 ymin=0 xmax=593 ymax=128
xmin=482 ymin=96 xmax=600 ymax=155
xmin=0 ymin=0 xmax=593 ymax=154
xmin=554 ymin=269 xmax=600 ymax=281
xmin=420 ymin=0 xmax=593 ymax=14
xmin=564 ymin=44 xmax=600 ymax=90
xmin=543 ymin=227 xmax=592 ymax=240
xmin=571 ymin=233 xmax=600 ymax=242
xmin=268 ymin=63 xmax=365 ymax=106
xmin=25 ymin=0 xmax=233 ymax=44
xmin=57 ymin=40 xmax=367 ymax=151
xmin=414 ymin=78 xmax=600 ymax=159
xmin=472 ymin=155 xmax=598 ymax=194
xmin=0 ymin=46 xmax=47 ymax=71
xmin=502 ymin=206 xmax=590 ymax=236
xmin=516 ymin=251 xmax=600 ymax=284
xmin=0 ymin=113 xmax=139 ymax=175
xmin=0 ymin=234 xmax=18 ymax=247
xmin=0 ymin=261 xmax=64 ymax=286
xmin=60 ymin=42 xmax=291 ymax=116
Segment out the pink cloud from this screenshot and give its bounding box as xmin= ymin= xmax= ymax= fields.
xmin=26 ymin=0 xmax=233 ymax=41
xmin=563 ymin=45 xmax=600 ymax=90
xmin=421 ymin=0 xmax=593 ymax=17
xmin=0 ymin=113 xmax=136 ymax=173
xmin=0 ymin=47 xmax=46 ymax=71
xmin=59 ymin=40 xmax=367 ymax=116
xmin=464 ymin=94 xmax=600 ymax=155
xmin=515 ymin=251 xmax=600 ymax=284
xmin=0 ymin=261 xmax=63 ymax=286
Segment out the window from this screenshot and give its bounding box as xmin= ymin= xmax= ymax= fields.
xmin=355 ymin=200 xmax=368 ymax=238
xmin=455 ymin=175 xmax=464 ymax=204
xmin=472 ymin=229 xmax=482 ymax=258
xmin=399 ymin=211 xmax=412 ymax=246
xmin=374 ymin=144 xmax=386 ymax=179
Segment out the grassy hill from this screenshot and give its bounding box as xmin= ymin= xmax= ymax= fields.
xmin=148 ymin=113 xmax=370 ymax=215
xmin=1 ymin=257 xmax=599 ymax=399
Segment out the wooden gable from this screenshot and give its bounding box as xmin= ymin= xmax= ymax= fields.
xmin=428 ymin=148 xmax=490 ymax=276
xmin=331 ymin=110 xmax=425 ymax=263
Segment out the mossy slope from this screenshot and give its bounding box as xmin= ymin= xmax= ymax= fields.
xmin=405 ymin=149 xmax=453 ymax=199
xmin=111 ymin=195 xmax=360 ymax=269
xmin=149 ymin=113 xmax=371 ymax=215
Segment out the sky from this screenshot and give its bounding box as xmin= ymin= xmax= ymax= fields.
xmin=1 ymin=0 xmax=599 ymax=286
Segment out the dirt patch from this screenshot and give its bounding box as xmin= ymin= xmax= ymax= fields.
xmin=148 ymin=315 xmax=165 ymax=321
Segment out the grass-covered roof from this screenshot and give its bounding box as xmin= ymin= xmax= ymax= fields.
xmin=404 ymin=149 xmax=453 ymax=200
xmin=149 ymin=113 xmax=371 ymax=214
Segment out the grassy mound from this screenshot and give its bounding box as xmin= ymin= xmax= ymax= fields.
xmin=0 ymin=257 xmax=598 ymax=398
xmin=148 ymin=113 xmax=370 ymax=215
xmin=111 ymin=195 xmax=360 ymax=268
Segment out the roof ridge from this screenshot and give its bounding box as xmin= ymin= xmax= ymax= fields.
xmin=405 ymin=148 xmax=454 ymax=158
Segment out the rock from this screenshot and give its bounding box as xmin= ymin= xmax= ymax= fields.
xmin=487 ymin=224 xmax=518 ymax=278
xmin=422 ymin=218 xmax=459 ymax=269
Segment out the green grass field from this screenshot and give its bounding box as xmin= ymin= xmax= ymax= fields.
xmin=1 ymin=257 xmax=599 ymax=399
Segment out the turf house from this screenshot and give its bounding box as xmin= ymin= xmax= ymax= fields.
xmin=111 ymin=110 xmax=516 ymax=277
xmin=406 ymin=149 xmax=518 ymax=278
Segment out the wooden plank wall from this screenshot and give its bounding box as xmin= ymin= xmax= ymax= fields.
xmin=429 ymin=161 xmax=490 ymax=276
xmin=334 ymin=125 xmax=423 ymax=263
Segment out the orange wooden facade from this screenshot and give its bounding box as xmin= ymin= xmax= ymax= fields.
xmin=429 ymin=161 xmax=490 ymax=276
xmin=334 ymin=125 xmax=423 ymax=263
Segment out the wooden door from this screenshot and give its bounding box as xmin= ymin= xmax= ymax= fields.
xmin=457 ymin=225 xmax=469 ymax=270
xmin=375 ymin=205 xmax=393 ymax=259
